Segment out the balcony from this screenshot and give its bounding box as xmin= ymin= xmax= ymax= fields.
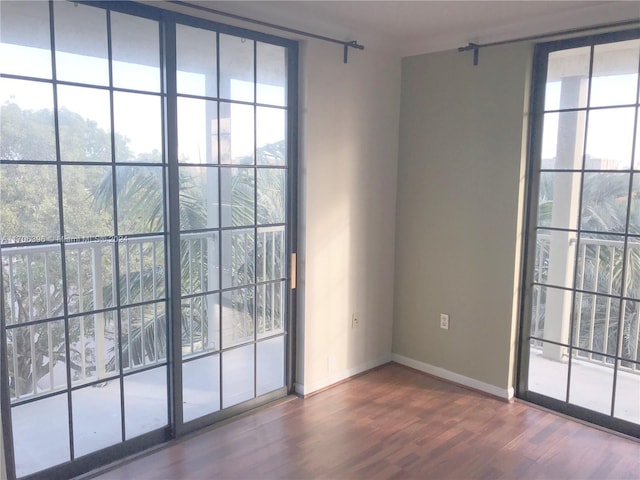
xmin=3 ymin=229 xmax=285 ymax=404
xmin=529 ymin=234 xmax=640 ymax=424
xmin=3 ymin=229 xmax=286 ymax=475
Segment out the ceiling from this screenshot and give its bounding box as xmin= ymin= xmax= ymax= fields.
xmin=172 ymin=1 xmax=640 ymax=56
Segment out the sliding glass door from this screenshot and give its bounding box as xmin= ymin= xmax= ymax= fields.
xmin=175 ymin=20 xmax=291 ymax=424
xmin=0 ymin=2 xmax=297 ymax=478
xmin=519 ymin=29 xmax=640 ymax=438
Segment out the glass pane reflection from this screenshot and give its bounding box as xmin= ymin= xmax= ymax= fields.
xmin=12 ymin=394 xmax=70 ymax=476
xmin=222 ymin=344 xmax=254 ymax=408
xmin=219 ymin=34 xmax=254 ymax=102
xmin=54 ymin=1 xmax=109 ymax=86
xmin=0 ymin=0 xmax=52 ymax=78
xmin=183 ymin=354 xmax=221 ymax=422
xmin=111 ymin=12 xmax=160 ymax=92
xmin=124 ymin=366 xmax=168 ymax=439
xmin=72 ymin=384 xmax=122 ymax=457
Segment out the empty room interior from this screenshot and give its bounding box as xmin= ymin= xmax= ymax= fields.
xmin=1 ymin=1 xmax=640 ymax=479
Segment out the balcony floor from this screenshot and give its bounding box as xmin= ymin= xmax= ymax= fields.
xmin=528 ymin=348 xmax=640 ymax=424
xmin=9 ymin=343 xmax=283 ymax=478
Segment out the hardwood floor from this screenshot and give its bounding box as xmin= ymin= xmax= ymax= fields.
xmin=90 ymin=363 xmax=640 ymax=480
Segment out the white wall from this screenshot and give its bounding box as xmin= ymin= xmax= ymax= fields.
xmin=296 ymin=39 xmax=401 ymax=394
xmin=392 ymin=43 xmax=532 ymax=398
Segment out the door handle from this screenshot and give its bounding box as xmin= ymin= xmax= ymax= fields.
xmin=290 ymin=253 xmax=297 ymax=289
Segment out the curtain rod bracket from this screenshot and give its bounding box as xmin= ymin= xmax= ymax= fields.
xmin=343 ymin=41 xmax=365 ymax=64
xmin=458 ymin=42 xmax=480 ymax=66
xmin=458 ymin=19 xmax=640 ymax=66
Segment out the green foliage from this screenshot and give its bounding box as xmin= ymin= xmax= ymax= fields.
xmin=0 ymin=103 xmax=55 ymax=161
xmin=0 ymin=103 xmax=118 ymax=242
xmin=534 ymin=172 xmax=640 ymax=366
xmin=2 ymin=101 xmax=287 ymax=400
xmin=94 ymin=165 xmax=165 ymax=234
xmin=0 ymin=162 xmax=60 ymax=242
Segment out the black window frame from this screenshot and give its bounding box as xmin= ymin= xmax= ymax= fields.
xmin=517 ymin=27 xmax=640 ymax=440
xmin=0 ymin=1 xmax=299 ymax=479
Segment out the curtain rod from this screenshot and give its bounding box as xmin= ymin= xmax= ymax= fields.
xmin=459 ymin=18 xmax=640 ymax=66
xmin=167 ymin=0 xmax=365 ymax=63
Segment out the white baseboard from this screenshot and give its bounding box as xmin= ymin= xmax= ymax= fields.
xmin=294 ymin=354 xmax=392 ymax=397
xmin=391 ymin=353 xmax=514 ymax=400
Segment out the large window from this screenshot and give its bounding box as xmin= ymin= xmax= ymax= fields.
xmin=0 ymin=2 xmax=298 ymax=478
xmin=519 ymin=29 xmax=640 ymax=438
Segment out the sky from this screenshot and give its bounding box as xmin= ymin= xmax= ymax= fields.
xmin=543 ymin=75 xmax=639 ymax=168
xmin=541 ymin=38 xmax=640 ymax=168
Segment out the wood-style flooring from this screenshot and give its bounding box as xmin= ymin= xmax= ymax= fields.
xmin=91 ymin=362 xmax=640 ymax=479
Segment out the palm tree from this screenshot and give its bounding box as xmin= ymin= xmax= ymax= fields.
xmin=90 ymin=141 xmax=286 ymax=369
xmin=535 ymin=172 xmax=640 ymax=366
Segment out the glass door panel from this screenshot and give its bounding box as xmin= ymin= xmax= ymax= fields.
xmin=521 ymin=33 xmax=640 ymax=436
xmin=177 ymin=23 xmax=222 ymax=424
xmin=1 ymin=3 xmax=169 ymax=477
xmin=177 ymin=23 xmax=290 ymax=426
xmin=1 ymin=2 xmax=295 ymax=478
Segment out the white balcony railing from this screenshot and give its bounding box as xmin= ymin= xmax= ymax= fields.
xmin=534 ymin=234 xmax=640 ymax=374
xmin=2 ymin=228 xmax=285 ymax=402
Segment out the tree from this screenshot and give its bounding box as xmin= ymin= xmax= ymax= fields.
xmin=535 ymin=171 xmax=640 ymax=367
xmin=1 ymin=103 xmax=119 ymax=397
xmin=90 ymin=142 xmax=287 ymax=363
xmin=2 ymin=101 xmax=287 ymax=398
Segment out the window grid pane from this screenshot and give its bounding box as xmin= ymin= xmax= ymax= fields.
xmin=0 ymin=3 xmax=293 ymax=477
xmin=524 ymin=32 xmax=640 ymax=434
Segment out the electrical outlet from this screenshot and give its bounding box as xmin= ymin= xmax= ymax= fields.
xmin=352 ymin=312 xmax=359 ymax=328
xmin=440 ymin=313 xmax=449 ymax=330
